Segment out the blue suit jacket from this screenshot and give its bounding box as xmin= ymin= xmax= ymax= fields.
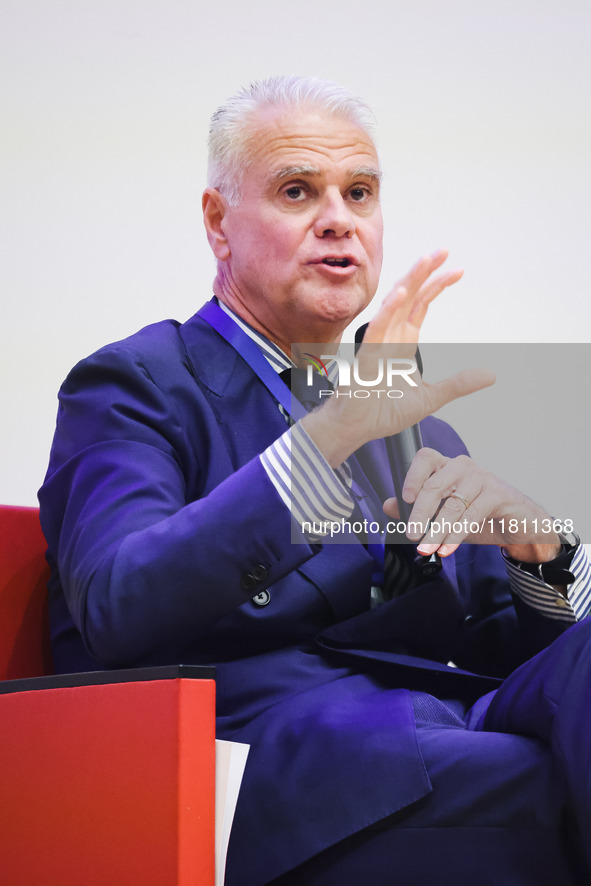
xmin=39 ymin=302 xmax=570 ymax=884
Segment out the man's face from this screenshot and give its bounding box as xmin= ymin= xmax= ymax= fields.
xmin=212 ymin=106 xmax=384 ymax=346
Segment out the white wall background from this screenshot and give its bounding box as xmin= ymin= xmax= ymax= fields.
xmin=2 ymin=0 xmax=590 ymax=506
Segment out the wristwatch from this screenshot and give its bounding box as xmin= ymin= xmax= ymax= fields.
xmin=503 ymin=528 xmax=580 ymax=585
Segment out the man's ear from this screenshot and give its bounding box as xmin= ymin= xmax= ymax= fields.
xmin=202 ymin=188 xmax=231 ymax=261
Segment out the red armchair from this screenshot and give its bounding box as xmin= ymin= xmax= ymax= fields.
xmin=0 ymin=505 xmax=216 ymax=886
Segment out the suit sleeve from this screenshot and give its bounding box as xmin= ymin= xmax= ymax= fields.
xmin=39 ymin=341 xmax=318 ymax=667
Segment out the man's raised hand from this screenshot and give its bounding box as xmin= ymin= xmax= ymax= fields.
xmin=302 ymin=251 xmax=495 ymax=467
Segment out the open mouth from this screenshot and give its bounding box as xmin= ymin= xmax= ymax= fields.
xmin=322 ymin=257 xmax=351 ymax=267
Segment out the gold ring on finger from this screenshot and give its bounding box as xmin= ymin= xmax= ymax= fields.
xmin=447 ymin=492 xmax=470 ymax=510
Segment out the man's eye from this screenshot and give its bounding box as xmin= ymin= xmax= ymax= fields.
xmin=284 ymin=185 xmax=306 ymax=201
xmin=349 ymin=187 xmax=370 ymax=202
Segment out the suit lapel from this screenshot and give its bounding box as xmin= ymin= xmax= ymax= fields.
xmin=178 ymin=304 xmax=289 ymax=458
xmin=178 ymin=302 xmax=243 ymax=398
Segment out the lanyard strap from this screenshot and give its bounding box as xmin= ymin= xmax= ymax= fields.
xmin=199 ymin=300 xmax=307 ymax=421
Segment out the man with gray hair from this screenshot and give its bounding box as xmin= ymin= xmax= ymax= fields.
xmin=40 ymin=75 xmax=591 ymax=884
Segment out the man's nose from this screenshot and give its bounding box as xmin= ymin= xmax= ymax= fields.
xmin=313 ymin=190 xmax=355 ymax=238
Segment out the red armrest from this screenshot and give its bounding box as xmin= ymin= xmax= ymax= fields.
xmin=0 ymin=667 xmax=216 ymax=886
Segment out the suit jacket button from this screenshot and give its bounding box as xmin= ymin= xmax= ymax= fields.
xmin=252 ymin=564 xmax=268 ymax=582
xmin=240 ymin=573 xmax=257 ymax=591
xmin=252 ymin=590 xmax=271 ymax=607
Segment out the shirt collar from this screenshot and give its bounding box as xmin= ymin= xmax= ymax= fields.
xmin=215 ymin=298 xmax=339 ymax=386
xmin=216 ymin=299 xmax=294 ymax=373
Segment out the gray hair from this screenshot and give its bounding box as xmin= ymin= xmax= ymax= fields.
xmin=207 ymin=75 xmax=376 ymax=205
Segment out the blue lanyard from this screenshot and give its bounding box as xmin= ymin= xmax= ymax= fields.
xmin=199 ymin=299 xmax=385 ymax=585
xmin=199 ymin=300 xmax=307 ymax=421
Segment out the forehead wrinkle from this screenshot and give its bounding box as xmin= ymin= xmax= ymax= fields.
xmin=245 ymin=115 xmax=381 ymax=196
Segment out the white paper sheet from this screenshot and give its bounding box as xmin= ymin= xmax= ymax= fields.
xmin=215 ymin=739 xmax=250 ymax=886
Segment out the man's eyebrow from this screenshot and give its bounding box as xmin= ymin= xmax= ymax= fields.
xmin=270 ymin=165 xmax=383 ymax=185
xmin=270 ymin=165 xmax=322 ymax=182
xmin=349 ymin=166 xmax=382 ymax=184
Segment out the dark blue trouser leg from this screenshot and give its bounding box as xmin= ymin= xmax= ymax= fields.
xmin=271 ymin=621 xmax=591 ymax=885
xmin=271 ymin=703 xmax=580 ymax=885
xmin=481 ymin=616 xmax=591 ymax=874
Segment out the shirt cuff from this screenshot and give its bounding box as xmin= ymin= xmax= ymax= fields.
xmin=504 ymin=543 xmax=591 ymax=623
xmin=260 ymin=423 xmax=354 ymax=541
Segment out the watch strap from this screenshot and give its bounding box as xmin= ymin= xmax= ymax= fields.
xmin=503 ymin=530 xmax=580 ymax=586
